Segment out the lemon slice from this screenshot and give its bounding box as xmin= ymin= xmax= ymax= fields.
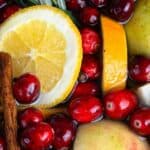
xmin=0 ymin=5 xmax=82 ymax=108
xmin=101 ymin=16 xmax=127 ymax=94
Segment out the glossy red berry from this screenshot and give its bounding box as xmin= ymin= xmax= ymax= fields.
xmin=66 ymin=0 xmax=86 ymax=11
xmin=130 ymin=108 xmax=150 ymax=136
xmin=72 ymin=81 xmax=99 ymax=98
xmin=48 ymin=113 xmax=77 ymax=150
xmin=129 ymin=56 xmax=150 ymax=83
xmin=81 ymin=28 xmax=101 ymax=54
xmin=109 ymin=0 xmax=134 ymax=23
xmin=69 ymin=96 xmax=103 ymax=123
xmin=81 ymin=55 xmax=101 ymax=80
xmin=18 ymin=107 xmax=44 ymax=129
xmin=2 ymin=4 xmax=20 ymax=21
xmin=104 ymin=90 xmax=137 ymax=120
xmin=0 ymin=0 xmax=6 ymax=8
xmin=89 ymin=0 xmax=107 ymax=7
xmin=0 ymin=137 xmax=5 ymax=150
xmin=13 ymin=73 xmax=40 ymax=104
xmin=20 ymin=122 xmax=54 ymax=150
xmin=80 ymin=7 xmax=100 ymax=26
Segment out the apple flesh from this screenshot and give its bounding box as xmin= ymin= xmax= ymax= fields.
xmin=73 ymin=120 xmax=149 ymax=150
xmin=125 ymin=0 xmax=150 ymax=57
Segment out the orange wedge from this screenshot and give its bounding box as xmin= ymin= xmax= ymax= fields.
xmin=101 ymin=16 xmax=127 ymax=94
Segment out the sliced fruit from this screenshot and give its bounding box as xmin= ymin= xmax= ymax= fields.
xmin=101 ymin=15 xmax=127 ymax=94
xmin=0 ymin=5 xmax=82 ymax=108
xmin=74 ymin=120 xmax=149 ymax=150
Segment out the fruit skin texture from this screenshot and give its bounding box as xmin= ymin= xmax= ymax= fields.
xmin=66 ymin=0 xmax=86 ymax=11
xmin=81 ymin=55 xmax=101 ymax=80
xmin=13 ymin=73 xmax=40 ymax=104
xmin=48 ymin=113 xmax=77 ymax=150
xmin=72 ymin=81 xmax=99 ymax=98
xmin=129 ymin=56 xmax=150 ymax=83
xmin=74 ymin=120 xmax=149 ymax=150
xmin=18 ymin=107 xmax=44 ymax=129
xmin=104 ymin=90 xmax=137 ymax=120
xmin=20 ymin=122 xmax=54 ymax=150
xmin=80 ymin=7 xmax=100 ymax=26
xmin=0 ymin=137 xmax=5 ymax=150
xmin=81 ymin=28 xmax=101 ymax=54
xmin=125 ymin=0 xmax=150 ymax=57
xmin=68 ymin=96 xmax=103 ymax=123
xmin=130 ymin=108 xmax=150 ymax=136
xmin=89 ymin=0 xmax=107 ymax=7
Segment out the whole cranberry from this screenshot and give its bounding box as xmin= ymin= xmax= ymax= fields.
xmin=81 ymin=28 xmax=101 ymax=54
xmin=130 ymin=108 xmax=150 ymax=136
xmin=81 ymin=55 xmax=101 ymax=80
xmin=109 ymin=0 xmax=134 ymax=23
xmin=66 ymin=0 xmax=86 ymax=11
xmin=0 ymin=137 xmax=5 ymax=150
xmin=89 ymin=0 xmax=107 ymax=7
xmin=20 ymin=122 xmax=54 ymax=150
xmin=48 ymin=113 xmax=77 ymax=150
xmin=72 ymin=81 xmax=99 ymax=98
xmin=18 ymin=107 xmax=44 ymax=129
xmin=129 ymin=56 xmax=150 ymax=83
xmin=2 ymin=4 xmax=20 ymax=21
xmin=68 ymin=96 xmax=103 ymax=123
xmin=13 ymin=73 xmax=40 ymax=104
xmin=104 ymin=90 xmax=137 ymax=120
xmin=80 ymin=7 xmax=100 ymax=26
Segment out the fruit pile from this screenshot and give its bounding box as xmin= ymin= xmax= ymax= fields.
xmin=0 ymin=0 xmax=149 ymax=150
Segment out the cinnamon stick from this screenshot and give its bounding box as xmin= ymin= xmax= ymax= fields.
xmin=0 ymin=52 xmax=19 ymax=150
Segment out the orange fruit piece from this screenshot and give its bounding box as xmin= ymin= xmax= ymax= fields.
xmin=101 ymin=15 xmax=127 ymax=94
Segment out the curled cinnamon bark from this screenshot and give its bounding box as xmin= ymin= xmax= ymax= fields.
xmin=0 ymin=52 xmax=19 ymax=150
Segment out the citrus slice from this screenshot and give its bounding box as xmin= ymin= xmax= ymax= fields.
xmin=101 ymin=15 xmax=127 ymax=94
xmin=0 ymin=5 xmax=82 ymax=108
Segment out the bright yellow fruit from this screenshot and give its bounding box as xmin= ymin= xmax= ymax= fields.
xmin=0 ymin=5 xmax=82 ymax=108
xmin=101 ymin=16 xmax=127 ymax=94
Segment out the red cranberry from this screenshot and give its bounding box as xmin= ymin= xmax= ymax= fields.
xmin=18 ymin=107 xmax=44 ymax=129
xmin=2 ymin=4 xmax=20 ymax=21
xmin=13 ymin=73 xmax=40 ymax=104
xmin=130 ymin=108 xmax=150 ymax=136
xmin=68 ymin=96 xmax=103 ymax=123
xmin=66 ymin=0 xmax=86 ymax=11
xmin=104 ymin=90 xmax=137 ymax=120
xmin=20 ymin=122 xmax=54 ymax=150
xmin=80 ymin=7 xmax=100 ymax=26
xmin=81 ymin=55 xmax=101 ymax=80
xmin=72 ymin=81 xmax=99 ymax=98
xmin=129 ymin=56 xmax=150 ymax=83
xmin=81 ymin=28 xmax=101 ymax=54
xmin=0 ymin=137 xmax=5 ymax=150
xmin=89 ymin=0 xmax=107 ymax=7
xmin=48 ymin=113 xmax=77 ymax=150
xmin=109 ymin=0 xmax=134 ymax=23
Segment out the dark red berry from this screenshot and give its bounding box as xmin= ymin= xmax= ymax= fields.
xmin=0 ymin=137 xmax=5 ymax=150
xmin=13 ymin=73 xmax=40 ymax=104
xmin=129 ymin=56 xmax=150 ymax=83
xmin=2 ymin=4 xmax=20 ymax=21
xmin=20 ymin=122 xmax=54 ymax=150
xmin=48 ymin=113 xmax=77 ymax=150
xmin=72 ymin=81 xmax=99 ymax=98
xmin=66 ymin=0 xmax=86 ymax=11
xmin=130 ymin=108 xmax=150 ymax=136
xmin=18 ymin=107 xmax=44 ymax=129
xmin=81 ymin=55 xmax=101 ymax=80
xmin=109 ymin=0 xmax=134 ymax=23
xmin=80 ymin=7 xmax=100 ymax=26
xmin=89 ymin=0 xmax=107 ymax=7
xmin=81 ymin=28 xmax=101 ymax=54
xmin=0 ymin=0 xmax=6 ymax=8
xmin=104 ymin=90 xmax=137 ymax=120
xmin=68 ymin=96 xmax=103 ymax=123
